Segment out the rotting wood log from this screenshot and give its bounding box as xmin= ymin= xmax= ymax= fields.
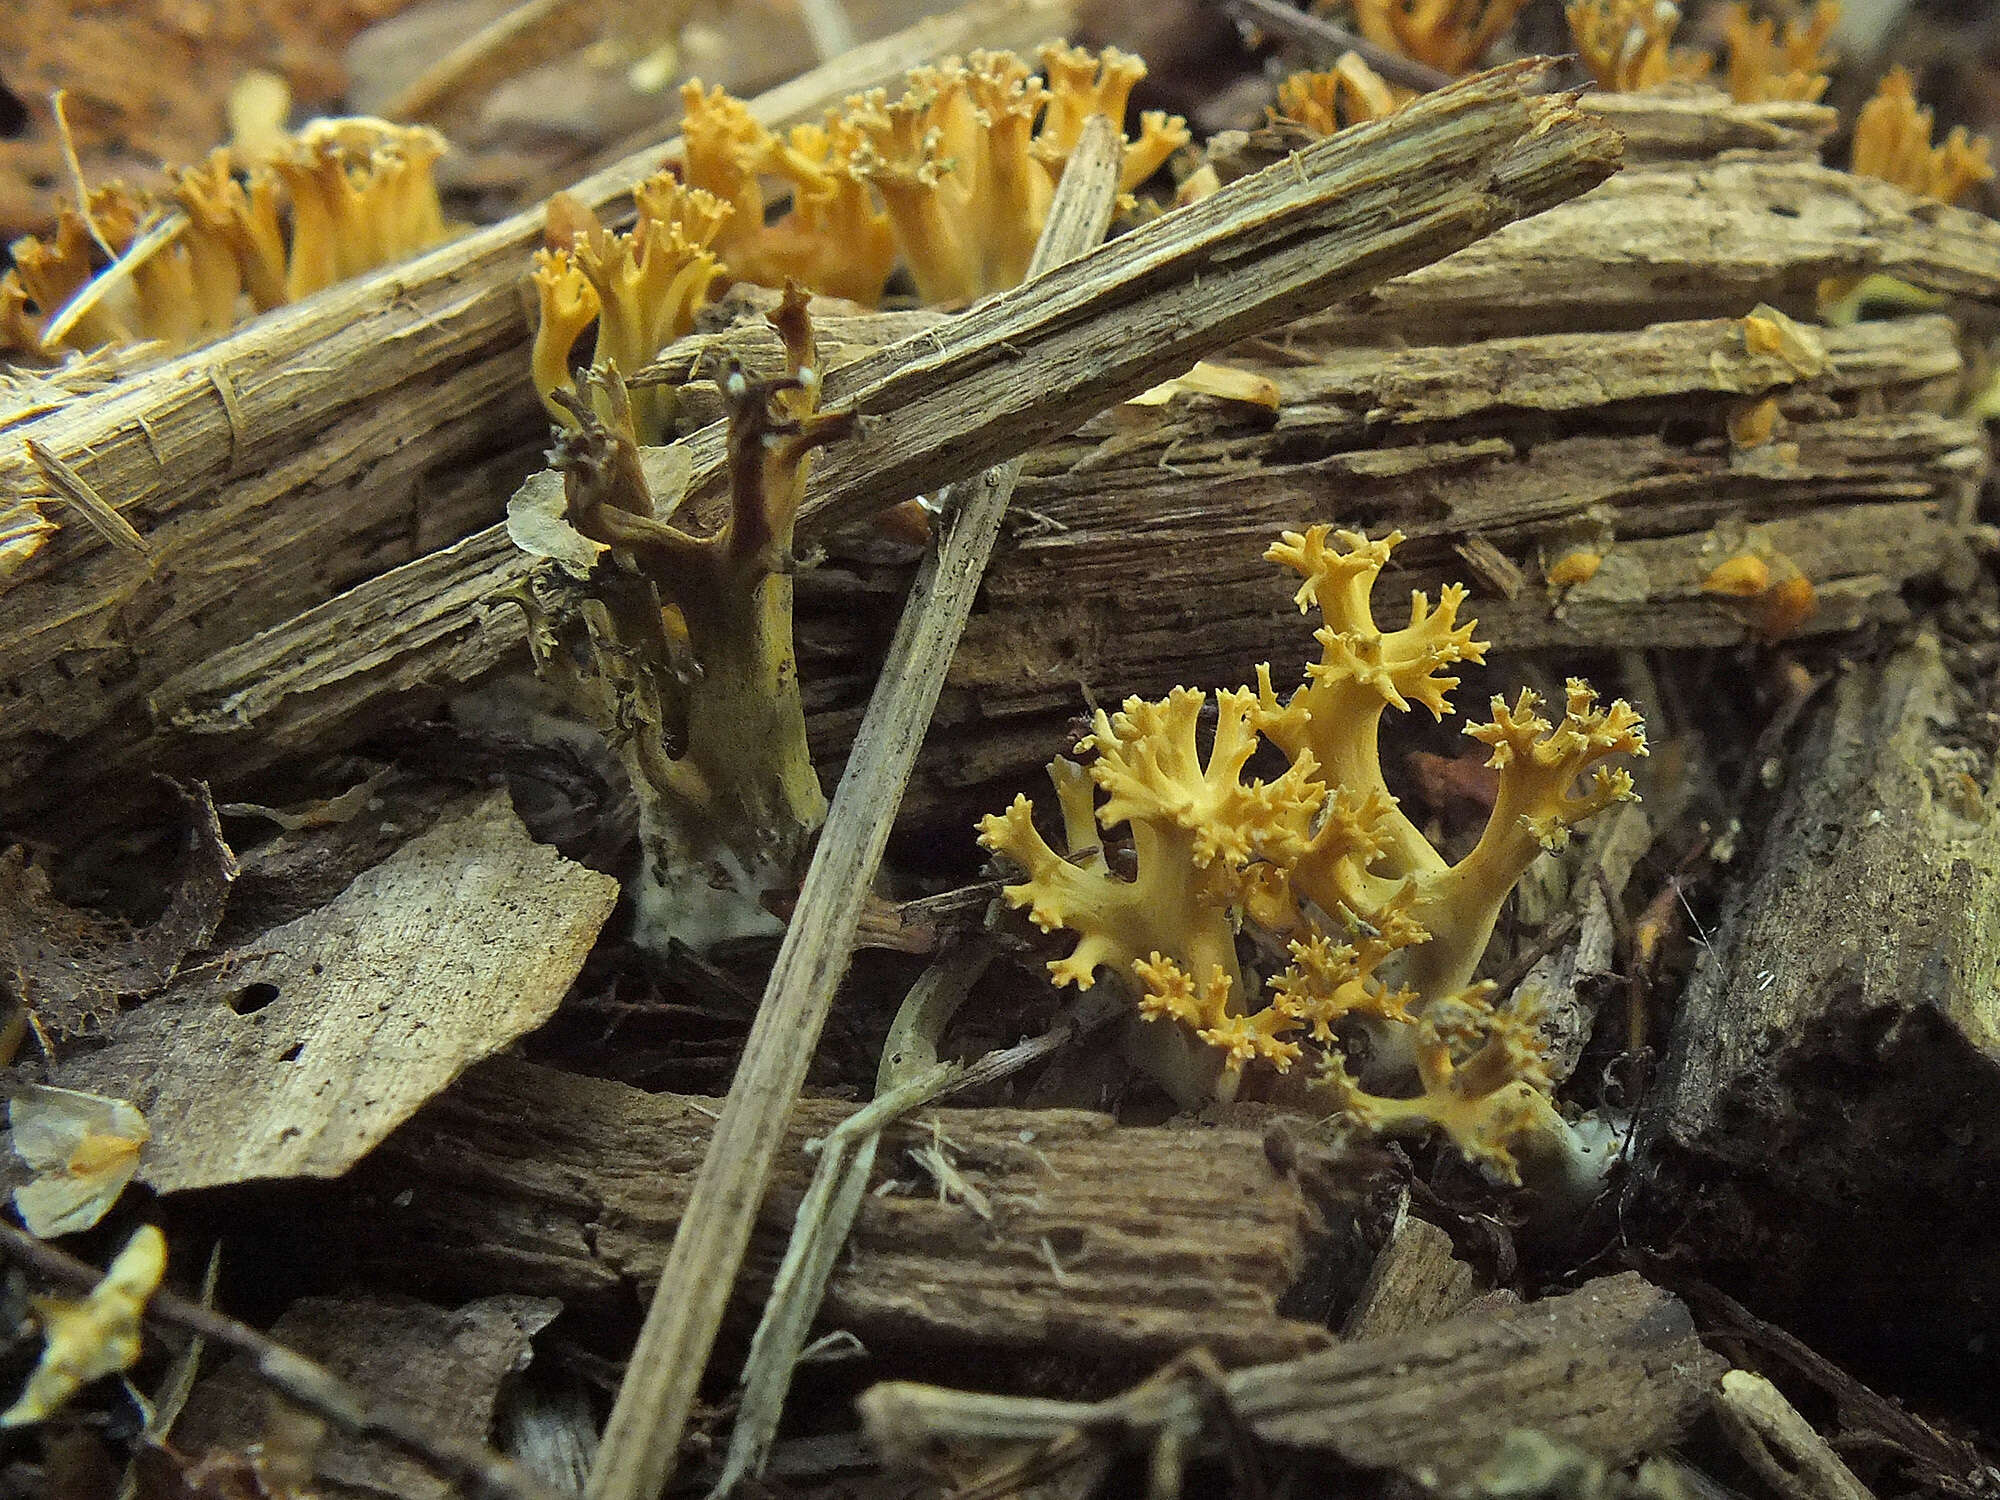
xmin=1 ymin=62 xmax=1624 ymax=829
xmin=323 ymin=1057 xmax=1340 ymax=1369
xmin=131 ymin=313 xmax=1986 ymax=824
xmin=1636 ymin=633 xmax=2000 ymax=1379
xmin=860 ymin=1271 xmax=1724 ymax=1491
xmin=0 ymin=0 xmax=1082 ymax=817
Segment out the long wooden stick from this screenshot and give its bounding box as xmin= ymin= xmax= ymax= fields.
xmin=584 ymin=116 xmax=1126 ymax=1500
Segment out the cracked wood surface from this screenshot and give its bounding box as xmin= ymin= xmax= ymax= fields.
xmin=321 ymin=1058 xmax=1337 ymax=1368
xmin=1638 ymin=634 xmax=2000 ymax=1377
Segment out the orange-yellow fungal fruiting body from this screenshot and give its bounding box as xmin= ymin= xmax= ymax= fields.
xmin=980 ymin=528 xmax=1647 ymax=1185
xmin=1349 ymin=0 xmax=1531 ymax=75
xmin=1545 ymin=551 xmax=1604 ymax=587
xmin=1703 ymin=553 xmax=1772 ymax=597
xmin=1273 ymin=54 xmax=1405 ymax=135
xmin=529 ymin=177 xmax=729 ymax=441
xmin=1 ymin=118 xmax=451 ymax=361
xmin=671 ymin=44 xmax=1187 ymax=309
xmin=1852 ymin=67 xmax=1995 ymax=205
xmin=1722 ymin=0 xmax=1837 ymax=104
xmin=1566 ymin=0 xmax=1713 ymax=92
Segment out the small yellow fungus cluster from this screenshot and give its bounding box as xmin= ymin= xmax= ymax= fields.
xmin=1273 ymin=54 xmax=1406 ymax=135
xmin=530 ymin=177 xmax=731 ymax=441
xmin=1851 ymin=67 xmax=1995 ymax=205
xmin=1565 ymin=0 xmax=1713 ymax=93
xmin=1 ymin=118 xmax=449 ymax=361
xmin=1349 ymin=0 xmax=1532 ymax=76
xmin=3 ymin=1225 xmax=165 ymax=1428
xmin=1721 ymin=0 xmax=1838 ymax=104
xmin=676 ymin=46 xmax=1187 ymax=307
xmin=1702 ymin=548 xmax=1818 ymax=640
xmin=980 ymin=529 xmax=1645 ymax=1185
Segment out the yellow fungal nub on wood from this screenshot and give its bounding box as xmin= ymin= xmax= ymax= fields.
xmin=1545 ymin=550 xmax=1604 ymax=587
xmin=1703 ymin=553 xmax=1772 ymax=596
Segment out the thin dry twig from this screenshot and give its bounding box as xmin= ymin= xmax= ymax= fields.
xmin=585 ymin=116 xmax=1127 ymax=1500
xmin=0 ymin=1222 xmax=573 ymax=1500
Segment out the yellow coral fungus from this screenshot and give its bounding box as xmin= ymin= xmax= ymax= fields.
xmin=1852 ymin=67 xmax=1995 ymax=205
xmin=529 ymin=177 xmax=730 ymax=440
xmin=1566 ymin=0 xmax=1713 ymax=92
xmin=2 ymin=1224 xmax=165 ymax=1428
xmin=2 ymin=118 xmax=450 ymax=361
xmin=509 ymin=285 xmax=850 ymax=950
xmin=673 ymin=45 xmax=1186 ymax=309
xmin=1721 ymin=1 xmax=1836 ymax=104
xmin=1350 ymin=0 xmax=1531 ymax=75
xmin=979 ymin=528 xmax=1646 ymax=1184
xmin=1273 ymin=54 xmax=1405 ymax=136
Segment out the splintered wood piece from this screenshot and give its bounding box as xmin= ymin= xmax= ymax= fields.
xmin=860 ymin=1272 xmax=1722 ymax=1490
xmin=326 ymin=1059 xmax=1335 ymax=1368
xmin=1340 ymin=1211 xmax=1480 ymax=1340
xmin=1640 ymin=634 xmax=2000 ymax=1374
xmin=1297 ymin=157 xmax=2000 ymax=343
xmin=129 ymin=315 xmax=1986 ymax=823
xmin=175 ymin=1292 xmax=563 ymax=1500
xmin=48 ymin=793 xmax=617 ymax=1192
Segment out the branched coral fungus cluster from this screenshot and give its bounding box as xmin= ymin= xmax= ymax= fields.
xmin=1 ymin=118 xmax=449 ymax=360
xmin=527 ymin=44 xmax=1187 ymax=439
xmin=979 ymin=530 xmax=1645 ymax=1190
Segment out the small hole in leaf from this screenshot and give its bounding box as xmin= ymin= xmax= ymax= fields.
xmin=1044 ymin=1226 xmax=1087 ymax=1259
xmin=229 ymin=981 xmax=281 ymax=1014
xmin=278 ymin=1042 xmax=304 ymax=1063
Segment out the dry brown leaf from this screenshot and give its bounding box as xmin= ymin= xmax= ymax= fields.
xmin=0 ymin=782 xmax=238 ymax=1037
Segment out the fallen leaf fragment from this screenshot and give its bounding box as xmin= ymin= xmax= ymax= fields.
xmin=55 ymin=792 xmax=617 ymax=1192
xmin=1 ymin=1223 xmax=166 ymax=1427
xmin=8 ymin=1083 xmax=150 ymax=1237
xmin=0 ymin=782 xmax=238 ymax=1038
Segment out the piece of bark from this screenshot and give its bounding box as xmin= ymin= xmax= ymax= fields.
xmin=0 ymin=782 xmax=237 ymax=1037
xmin=47 ymin=792 xmax=617 ymax=1192
xmin=1340 ymin=1211 xmax=1480 ymax=1341
xmin=1301 ymin=157 xmax=2000 ymax=343
xmin=1637 ymin=634 xmax=2000 ymax=1374
xmin=326 ymin=1057 xmax=1337 ymax=1368
xmin=0 ymin=0 xmax=1081 ymax=812
xmin=174 ymin=1292 xmax=562 ymax=1500
xmin=861 ymin=1271 xmax=1723 ymax=1489
xmin=1580 ymin=87 xmax=1836 ymax=164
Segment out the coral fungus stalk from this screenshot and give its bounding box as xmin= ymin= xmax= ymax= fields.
xmin=509 ymin=286 xmax=849 ymax=950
